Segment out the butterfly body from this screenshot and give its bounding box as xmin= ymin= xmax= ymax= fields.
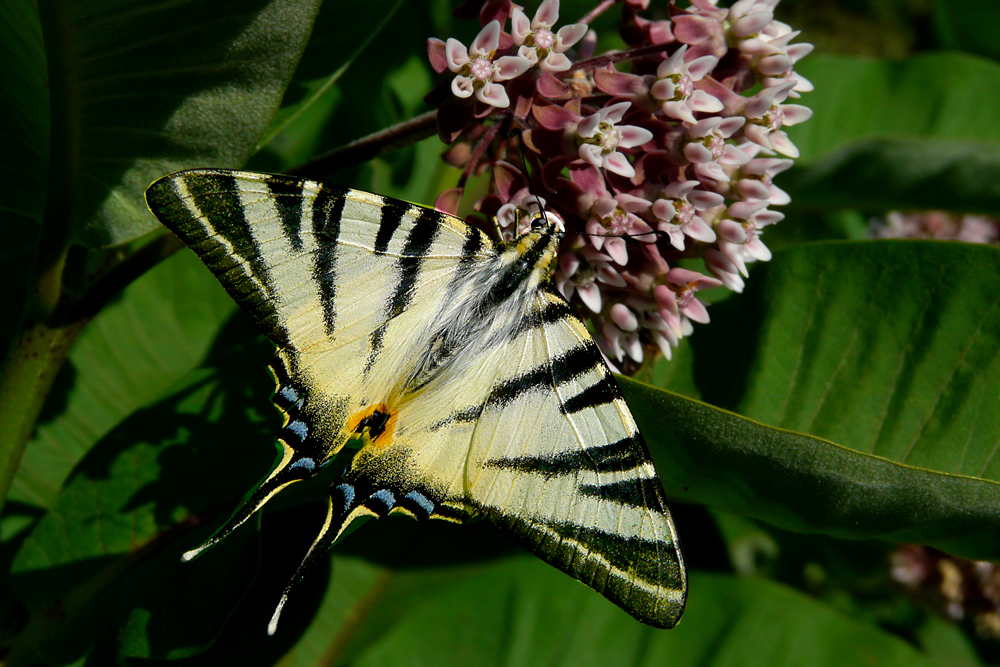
xmin=145 ymin=169 xmax=686 ymax=633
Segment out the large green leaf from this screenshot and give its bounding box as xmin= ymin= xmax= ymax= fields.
xmin=933 ymin=0 xmax=1000 ymax=60
xmin=783 ymin=53 xmax=1000 ymax=214
xmin=637 ymin=240 xmax=1000 ymax=559
xmin=626 ymin=383 xmax=1000 ymax=560
xmin=277 ymin=559 xmax=933 ymax=667
xmin=38 ymin=0 xmax=321 ymax=248
xmin=8 ymin=324 xmax=277 ymax=662
xmin=9 ymin=250 xmax=236 ymax=509
xmin=256 ymin=0 xmax=407 ymax=165
xmin=0 ymin=0 xmax=47 ymax=361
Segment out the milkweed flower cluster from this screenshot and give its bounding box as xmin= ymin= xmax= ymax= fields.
xmin=891 ymin=544 xmax=1000 ymax=638
xmin=871 ymin=211 xmax=1000 ymax=245
xmin=426 ymin=0 xmax=813 ymax=372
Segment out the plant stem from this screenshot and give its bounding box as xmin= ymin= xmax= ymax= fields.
xmin=0 ymin=320 xmax=83 ymax=516
xmin=287 ymin=110 xmax=439 ymax=179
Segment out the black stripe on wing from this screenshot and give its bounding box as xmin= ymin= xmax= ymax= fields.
xmin=561 ymin=375 xmax=622 ymax=414
xmin=265 ymin=177 xmax=308 ymax=252
xmin=432 ymin=341 xmax=606 ymax=430
xmin=483 ymin=510 xmax=685 ymax=628
xmin=365 ymin=207 xmax=442 ymax=372
xmin=312 ymin=188 xmax=344 ymax=337
xmin=483 ymin=435 xmax=650 ymax=478
xmin=511 ymin=292 xmax=575 ymax=338
xmin=486 ymin=342 xmax=603 ymax=409
xmin=148 ymin=172 xmax=292 ymax=348
xmin=579 ymin=475 xmax=666 ymax=509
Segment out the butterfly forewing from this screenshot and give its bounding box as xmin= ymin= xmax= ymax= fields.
xmin=145 ymin=168 xmax=686 ymax=631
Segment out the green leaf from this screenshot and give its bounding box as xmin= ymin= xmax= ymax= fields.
xmin=257 ymin=0 xmax=407 ymax=162
xmin=8 ymin=327 xmax=278 ymax=662
xmin=9 ymin=250 xmax=237 ymax=509
xmin=635 ymin=240 xmax=1000 ymax=559
xmin=933 ymin=0 xmax=1000 ymax=60
xmin=0 ymin=0 xmax=48 ymax=360
xmin=286 ymin=560 xmax=933 ymax=667
xmin=783 ymin=53 xmax=1000 ymax=214
xmin=38 ymin=0 xmax=322 ymax=248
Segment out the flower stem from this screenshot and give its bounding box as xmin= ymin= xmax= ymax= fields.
xmin=578 ymin=0 xmax=619 ymax=25
xmin=568 ymin=42 xmax=674 ymax=73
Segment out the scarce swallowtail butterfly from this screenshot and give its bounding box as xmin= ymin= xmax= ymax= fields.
xmin=145 ymin=169 xmax=687 ymax=633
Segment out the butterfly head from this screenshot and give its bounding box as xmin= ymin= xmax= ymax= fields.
xmin=506 ymin=210 xmax=564 ymax=285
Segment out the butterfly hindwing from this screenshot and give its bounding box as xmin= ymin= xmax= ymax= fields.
xmin=145 ymin=169 xmax=686 ymax=632
xmin=419 ymin=288 xmax=686 ymax=628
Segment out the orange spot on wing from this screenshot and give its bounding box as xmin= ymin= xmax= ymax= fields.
xmin=346 ymin=403 xmax=398 ymax=448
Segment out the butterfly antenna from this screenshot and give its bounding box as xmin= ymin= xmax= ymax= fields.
xmin=509 ymin=128 xmax=555 ymax=230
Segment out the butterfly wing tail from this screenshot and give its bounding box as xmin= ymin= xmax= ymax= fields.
xmin=182 ymin=445 xmax=319 ymax=562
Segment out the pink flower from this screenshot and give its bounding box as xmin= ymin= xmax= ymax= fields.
xmin=556 ymin=247 xmax=627 ymax=312
xmin=735 ymin=148 xmax=793 ymax=205
xmin=716 ymin=200 xmax=783 ymax=276
xmin=511 ymin=0 xmax=587 ymax=73
xmin=704 ymin=248 xmax=745 ymax=293
xmin=585 ymin=194 xmax=654 ymax=265
xmin=650 ymin=45 xmax=723 ymax=123
xmin=577 ymin=102 xmax=653 ymax=178
xmin=658 ymin=268 xmax=722 ymax=325
xmin=742 ymin=82 xmax=813 ymax=158
xmin=445 ymin=21 xmax=532 ymax=108
xmin=683 ymin=116 xmax=750 ymax=182
xmin=650 ymin=180 xmax=722 ymax=250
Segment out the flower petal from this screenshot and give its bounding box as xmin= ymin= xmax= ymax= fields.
xmin=451 ymin=75 xmax=474 ymax=98
xmin=446 ymin=38 xmax=470 ymax=69
xmin=556 ymin=23 xmax=588 ymax=50
xmin=781 ymin=104 xmax=813 ymax=126
xmin=471 ymin=21 xmax=501 ymax=57
xmin=610 ymin=303 xmax=638 ymax=331
xmin=683 ymin=142 xmax=714 ymax=164
xmin=689 ymin=89 xmax=724 ymax=113
xmin=603 ymin=151 xmax=636 ymax=178
xmin=579 ymin=282 xmax=603 ymax=312
xmin=511 ymin=8 xmax=531 ymax=43
xmin=578 ymin=143 xmax=604 ymax=168
xmin=577 ymin=112 xmax=600 ymax=138
xmin=662 ymin=100 xmax=697 ymax=124
xmin=759 ymin=53 xmax=793 ymax=76
xmin=733 ymin=10 xmax=773 ymax=38
xmin=652 ymin=199 xmax=677 ymax=223
xmin=495 ymin=55 xmax=533 ymax=80
xmin=606 ymin=238 xmax=629 ymax=265
xmin=602 ymin=101 xmax=632 ymax=124
xmin=658 ymin=45 xmax=688 ymax=77
xmin=534 ymin=0 xmax=560 ymax=29
xmin=684 ymin=217 xmax=717 ymax=242
xmin=689 ymin=188 xmax=724 ymax=209
xmin=618 ymin=125 xmax=653 ymax=148
xmin=737 ymin=178 xmax=772 ymax=201
xmin=686 ymin=54 xmax=719 ymax=80
xmin=769 ymin=130 xmax=799 ymax=158
xmin=476 ymin=81 xmax=510 ymax=108
xmin=540 ymin=51 xmax=572 ymax=72
xmin=718 ymin=218 xmax=747 ymax=243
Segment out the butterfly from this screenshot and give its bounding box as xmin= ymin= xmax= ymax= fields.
xmin=144 ymin=169 xmax=686 ymax=634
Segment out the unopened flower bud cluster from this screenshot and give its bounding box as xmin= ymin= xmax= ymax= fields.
xmin=426 ymin=0 xmax=813 ymax=371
